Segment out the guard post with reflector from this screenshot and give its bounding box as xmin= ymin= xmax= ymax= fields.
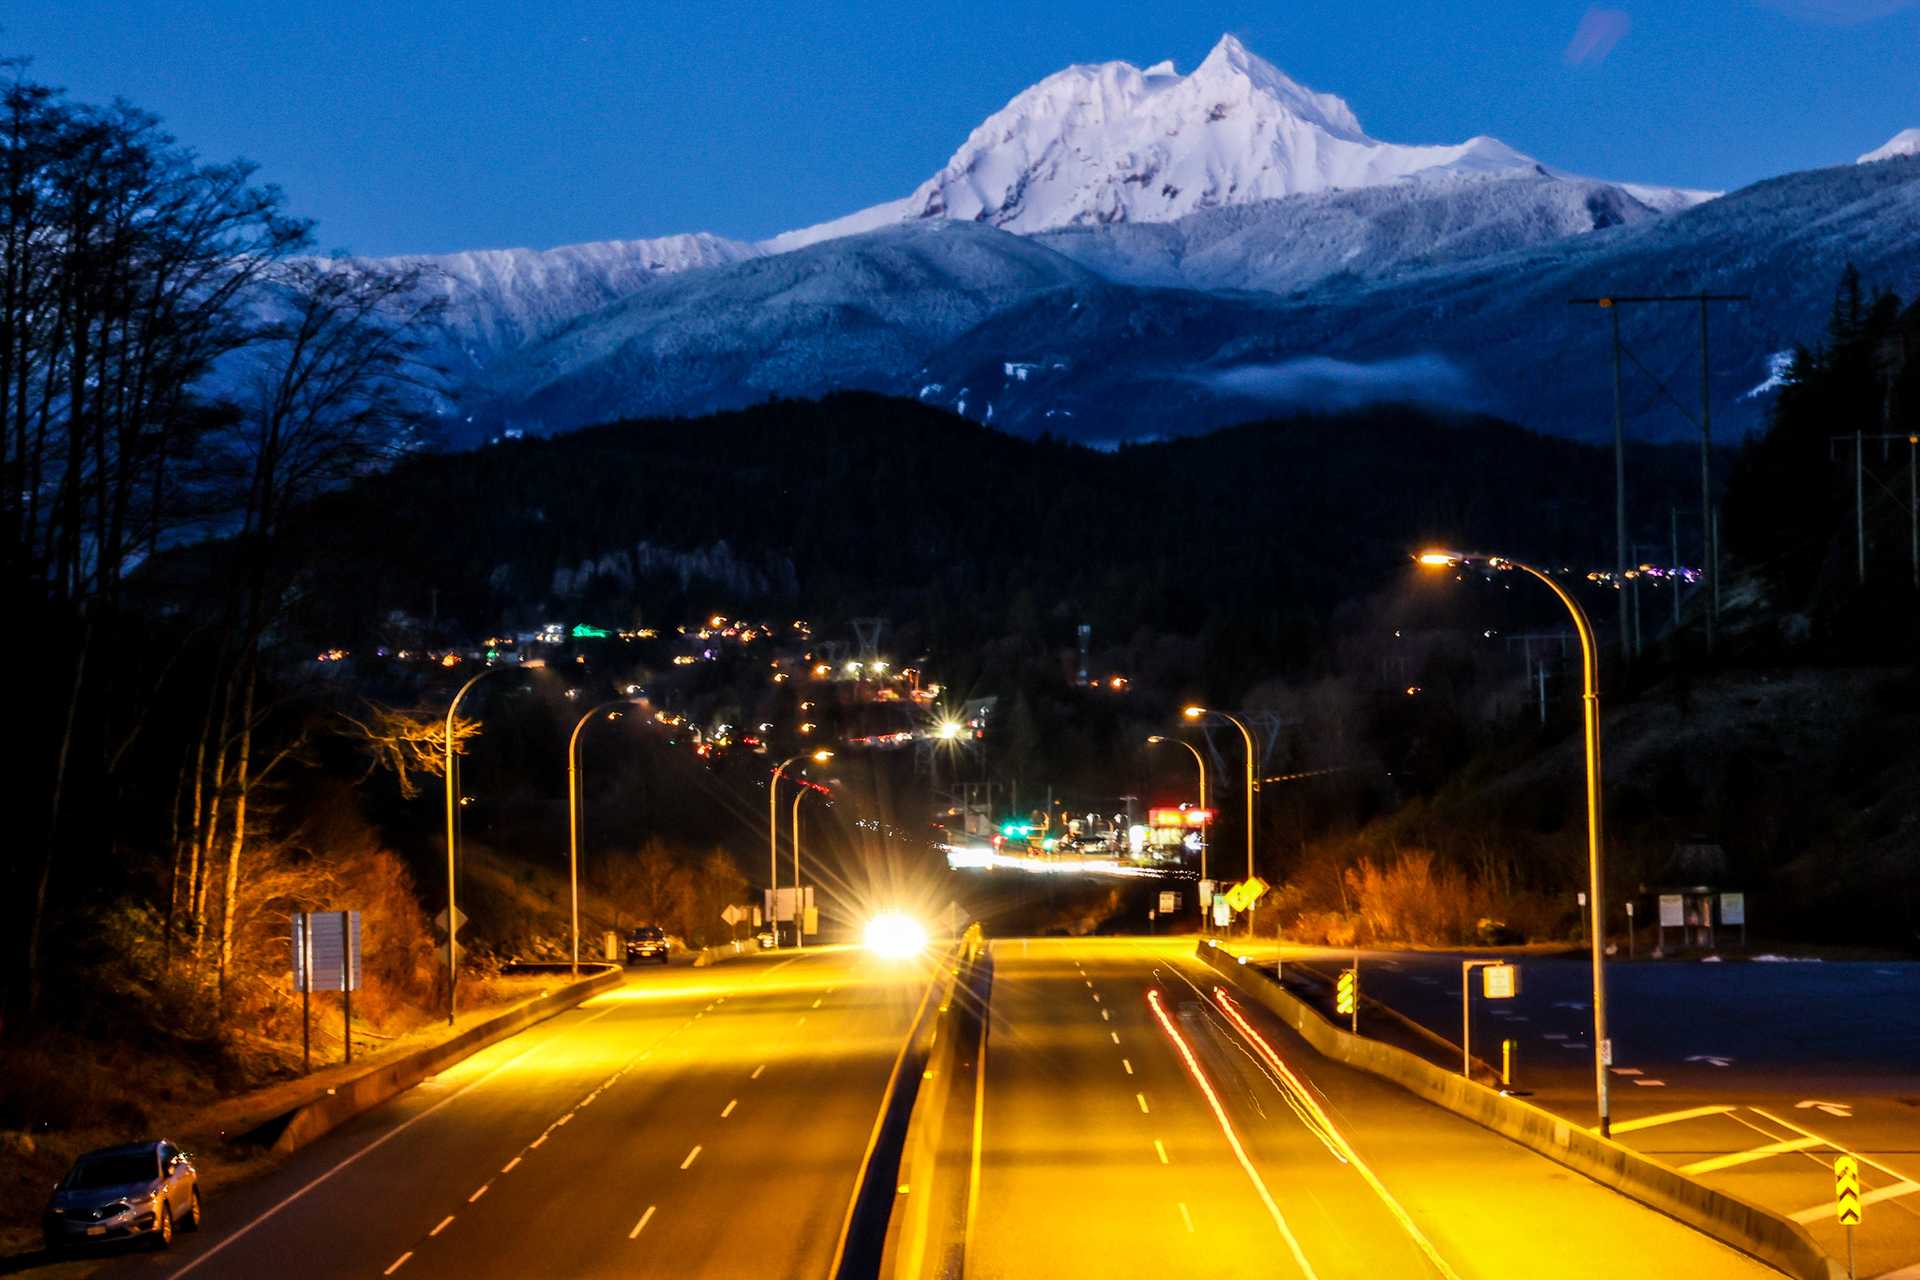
xmin=1461 ymin=959 xmax=1519 ymax=1081
xmin=1837 ymin=1152 xmax=1861 ymax=1278
xmin=1336 ymin=966 xmax=1357 ymax=1031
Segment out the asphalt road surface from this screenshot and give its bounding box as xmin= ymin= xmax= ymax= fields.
xmin=963 ymin=938 xmax=1784 ymax=1280
xmin=1265 ymin=946 xmax=1920 ymax=1279
xmin=107 ymin=945 xmax=931 ymax=1280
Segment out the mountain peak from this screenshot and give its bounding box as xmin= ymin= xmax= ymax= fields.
xmin=1858 ymin=128 xmax=1920 ymax=164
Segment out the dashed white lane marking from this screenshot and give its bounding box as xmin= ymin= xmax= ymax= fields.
xmin=812 ymin=998 xmax=823 ymax=1008
xmin=1110 ymin=1031 xmax=1120 ymax=1044
xmin=752 ymin=1064 xmax=767 ymax=1079
xmin=430 ymin=1216 xmax=454 ymax=1237
xmin=681 ymin=1145 xmax=703 ymax=1170
xmin=1085 ymin=979 xmax=1094 ymax=988
xmin=557 ymin=1112 xmax=574 ymax=1125
xmin=1177 ymin=1203 xmax=1195 ymax=1233
xmin=530 ymin=1134 xmax=547 ymax=1149
xmin=1137 ymin=1093 xmax=1150 ymax=1114
xmin=796 ymin=1016 xmax=807 ymax=1026
xmin=501 ymin=1156 xmax=521 ymax=1173
xmin=1101 ymin=1009 xmax=1111 ymax=1022
xmin=1155 ymin=1140 xmax=1169 ymax=1164
xmin=1123 ymin=1059 xmax=1133 ymax=1075
xmin=468 ymin=1183 xmax=490 ymax=1203
xmin=722 ymin=1099 xmax=738 ymax=1118
xmin=1632 ymin=1078 xmax=1667 ymax=1087
xmin=383 ymin=1251 xmax=413 ymax=1275
xmin=628 ymin=1205 xmax=657 ymax=1239
xmin=1092 ymin=993 xmax=1101 ymax=1003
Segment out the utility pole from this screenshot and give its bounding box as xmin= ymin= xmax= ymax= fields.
xmin=1670 ymin=508 xmax=1682 ymax=629
xmin=1858 ymin=430 xmax=1868 ymax=583
xmin=1571 ymin=292 xmax=1748 ymax=653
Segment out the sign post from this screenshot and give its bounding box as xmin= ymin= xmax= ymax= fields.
xmin=1836 ymin=1153 xmax=1861 ymax=1279
xmin=1461 ymin=959 xmax=1519 ymax=1080
xmin=1625 ymin=900 xmax=1635 ymax=959
xmin=1657 ymin=893 xmax=1684 ymax=953
xmin=1720 ymin=892 xmax=1747 ymax=949
xmin=293 ymin=911 xmax=363 ymax=1072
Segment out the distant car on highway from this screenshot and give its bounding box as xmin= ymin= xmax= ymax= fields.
xmin=625 ymin=925 xmax=670 ymax=965
xmin=43 ymin=1139 xmax=201 ymax=1252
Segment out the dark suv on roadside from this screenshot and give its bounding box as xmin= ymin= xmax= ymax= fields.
xmin=625 ymin=925 xmax=670 ymax=965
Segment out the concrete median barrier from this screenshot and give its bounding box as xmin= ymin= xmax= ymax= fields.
xmin=266 ymin=963 xmax=624 ymax=1155
xmin=1195 ymin=941 xmax=1842 ymax=1280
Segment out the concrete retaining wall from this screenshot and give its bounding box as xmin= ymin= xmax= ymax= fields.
xmin=269 ymin=964 xmax=623 ymax=1155
xmin=1196 ymin=942 xmax=1841 ymax=1280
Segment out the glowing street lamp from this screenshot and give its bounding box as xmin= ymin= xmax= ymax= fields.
xmin=1417 ymin=548 xmax=1612 ymax=1136
xmin=567 ymin=697 xmax=645 ymax=975
xmin=1183 ymin=706 xmax=1257 ymax=937
xmin=770 ymin=750 xmax=832 ymax=945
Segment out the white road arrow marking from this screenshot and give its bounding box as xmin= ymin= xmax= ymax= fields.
xmin=1685 ymin=1055 xmax=1734 ymax=1067
xmin=1795 ymin=1099 xmax=1852 ymax=1118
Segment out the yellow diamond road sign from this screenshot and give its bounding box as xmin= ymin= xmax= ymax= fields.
xmin=1224 ymin=877 xmax=1270 ymax=912
xmin=1836 ymin=1154 xmax=1862 ymax=1226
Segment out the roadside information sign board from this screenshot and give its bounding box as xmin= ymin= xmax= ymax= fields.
xmin=1719 ymin=893 xmax=1745 ymax=926
xmin=1482 ymin=963 xmax=1519 ymax=999
xmin=1658 ymin=894 xmax=1685 ymax=927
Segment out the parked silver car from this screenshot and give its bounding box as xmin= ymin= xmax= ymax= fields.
xmin=43 ymin=1139 xmax=201 ymax=1252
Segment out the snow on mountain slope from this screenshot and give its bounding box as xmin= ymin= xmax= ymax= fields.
xmin=462 ymin=220 xmax=1105 ymax=437
xmin=396 ymin=232 xmax=761 ymax=373
xmin=1859 ymin=129 xmax=1920 ymax=164
xmin=1033 ymin=171 xmax=1665 ymax=293
xmin=892 ymin=35 xmax=1543 ymax=234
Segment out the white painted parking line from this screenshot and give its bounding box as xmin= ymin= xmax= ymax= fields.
xmin=1609 ymin=1105 xmax=1736 ymax=1135
xmin=1680 ymin=1136 xmax=1824 ymax=1176
xmin=1790 ymin=1180 xmax=1920 ymax=1224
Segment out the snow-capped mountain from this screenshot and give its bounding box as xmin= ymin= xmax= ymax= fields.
xmin=1860 ymin=129 xmax=1920 ymax=164
xmin=351 ymin=34 xmax=1920 ymax=451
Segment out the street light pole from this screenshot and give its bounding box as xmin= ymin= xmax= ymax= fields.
xmin=567 ymin=698 xmax=642 ymax=976
xmin=1419 ymin=550 xmax=1611 ymax=1136
xmin=443 ymin=663 xmax=511 ymax=1026
xmin=1148 ymin=735 xmax=1209 ymax=925
xmin=1183 ymin=708 xmax=1258 ymax=938
xmin=770 ymin=750 xmax=831 ymax=947
xmin=791 ymin=785 xmax=818 ymax=951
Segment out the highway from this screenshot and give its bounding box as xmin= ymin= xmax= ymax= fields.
xmin=961 ymin=938 xmax=1783 ymax=1279
xmin=116 ymin=946 xmax=931 ymax=1280
xmin=1259 ymin=946 xmax=1920 ymax=1279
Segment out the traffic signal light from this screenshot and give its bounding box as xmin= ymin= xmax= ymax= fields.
xmin=1336 ymin=968 xmax=1357 ymax=1016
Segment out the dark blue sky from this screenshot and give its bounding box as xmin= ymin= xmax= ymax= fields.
xmin=7 ymin=1 xmax=1916 ymax=256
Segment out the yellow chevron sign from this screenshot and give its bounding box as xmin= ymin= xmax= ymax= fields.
xmin=1836 ymin=1154 xmax=1862 ymax=1226
xmin=1336 ymin=968 xmax=1357 ymax=1016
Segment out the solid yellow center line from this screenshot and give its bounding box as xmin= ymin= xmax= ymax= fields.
xmin=681 ymin=1145 xmax=702 ymax=1170
xmin=628 ymin=1205 xmax=657 ymax=1239
xmin=1137 ymin=1093 xmax=1150 ymax=1114
xmin=1608 ymin=1104 xmax=1735 ymax=1135
xmin=722 ymin=1099 xmax=738 ymax=1118
xmin=1155 ymin=1139 xmax=1169 ymax=1164
xmin=1679 ymin=1136 xmax=1824 ymax=1175
xmin=383 ymin=1251 xmax=413 ymax=1275
xmin=429 ymin=1215 xmax=454 ymax=1237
